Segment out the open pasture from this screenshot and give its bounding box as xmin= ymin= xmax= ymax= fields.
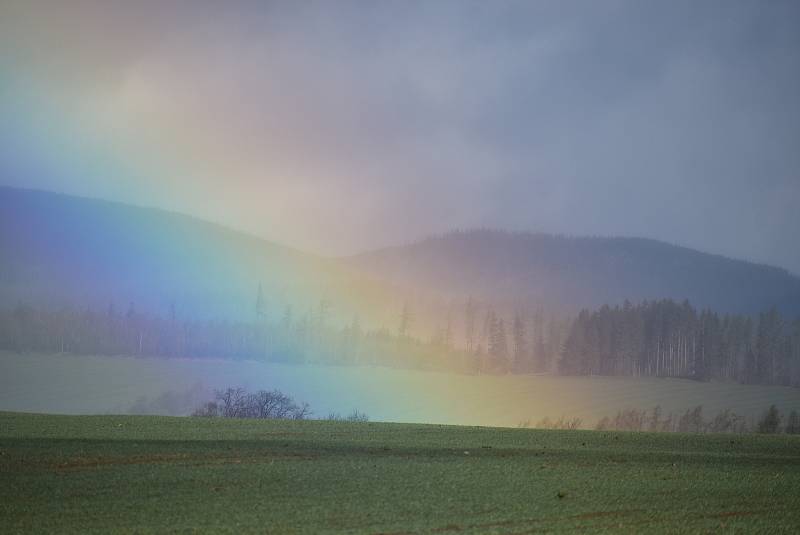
xmin=2 ymin=412 xmax=800 ymax=533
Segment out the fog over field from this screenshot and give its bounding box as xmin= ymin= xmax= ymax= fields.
xmin=1 ymin=2 xmax=800 ymax=531
xmin=3 ymin=352 xmax=798 ymax=429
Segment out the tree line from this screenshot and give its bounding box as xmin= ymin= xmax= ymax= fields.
xmin=527 ymin=405 xmax=800 ymax=435
xmin=560 ymin=300 xmax=800 ymax=386
xmin=1 ymin=294 xmax=798 ymax=387
xmin=0 ymin=300 xmax=482 ymax=372
xmin=0 ymin=296 xmax=568 ymax=375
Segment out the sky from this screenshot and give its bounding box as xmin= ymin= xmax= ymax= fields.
xmin=1 ymin=0 xmax=799 ymax=273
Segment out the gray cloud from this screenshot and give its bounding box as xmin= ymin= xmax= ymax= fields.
xmin=2 ymin=0 xmax=799 ymax=272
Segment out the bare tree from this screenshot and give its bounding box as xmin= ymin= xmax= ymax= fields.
xmin=195 ymin=387 xmax=312 ymax=420
xmin=215 ymin=387 xmax=248 ymax=418
xmin=757 ymin=405 xmax=782 ymax=434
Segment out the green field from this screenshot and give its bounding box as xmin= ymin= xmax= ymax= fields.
xmin=2 ymin=412 xmax=800 ymax=533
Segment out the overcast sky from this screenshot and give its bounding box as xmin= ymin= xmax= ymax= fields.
xmin=1 ymin=1 xmax=799 ymax=272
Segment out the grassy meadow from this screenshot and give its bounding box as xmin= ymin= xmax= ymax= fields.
xmin=2 ymin=412 xmax=800 ymax=533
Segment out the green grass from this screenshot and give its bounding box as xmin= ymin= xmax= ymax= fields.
xmin=2 ymin=413 xmax=800 ymax=533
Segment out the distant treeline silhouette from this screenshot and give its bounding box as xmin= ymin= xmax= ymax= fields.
xmin=0 ymin=300 xmax=481 ymax=372
xmin=1 ymin=296 xmax=798 ymax=386
xmin=560 ymin=300 xmax=800 ymax=387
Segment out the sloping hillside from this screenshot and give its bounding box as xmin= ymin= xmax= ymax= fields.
xmin=348 ymin=229 xmax=800 ymax=314
xmin=0 ymin=187 xmax=393 ymax=323
xmin=4 ymin=189 xmax=798 ymax=323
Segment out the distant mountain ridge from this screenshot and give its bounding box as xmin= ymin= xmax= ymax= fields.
xmin=347 ymin=229 xmax=800 ymax=315
xmin=1 ymin=187 xmax=798 ymax=319
xmin=0 ymin=186 xmax=392 ymax=323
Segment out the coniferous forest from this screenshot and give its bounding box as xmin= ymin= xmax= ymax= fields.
xmin=2 ymin=296 xmax=798 ymax=387
xmin=560 ymin=300 xmax=800 ymax=386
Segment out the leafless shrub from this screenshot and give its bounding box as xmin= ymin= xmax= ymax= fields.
xmin=592 ymin=405 xmax=776 ymax=434
xmin=756 ymin=405 xmax=782 ymax=434
xmin=615 ymin=408 xmax=648 ymax=431
xmin=346 ymin=409 xmax=369 ymax=422
xmin=325 ymin=409 xmax=370 ymax=422
xmin=216 ymin=387 xmax=249 ymax=418
xmin=677 ymin=406 xmax=705 ymax=433
xmin=647 ymin=406 xmax=663 ymax=432
xmin=707 ymin=409 xmax=747 ymax=434
xmin=193 ymin=401 xmax=220 ymax=417
xmin=192 ymin=387 xmax=311 ymax=420
xmin=293 ymin=402 xmax=313 ymax=420
xmin=535 ymin=416 xmax=553 ymax=429
xmin=595 ymin=416 xmax=612 ymax=431
xmin=786 ymin=410 xmax=800 ymax=435
xmin=246 ymin=389 xmax=301 ymax=419
xmin=536 ymin=416 xmax=582 ymax=430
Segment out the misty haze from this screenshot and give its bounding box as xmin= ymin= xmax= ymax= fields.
xmin=1 ymin=1 xmax=799 ymax=533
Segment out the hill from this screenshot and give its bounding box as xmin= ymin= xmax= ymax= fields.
xmin=3 ymin=412 xmax=800 ymax=533
xmin=3 ymin=187 xmax=798 ymax=324
xmin=0 ymin=186 xmax=393 ymax=323
xmin=348 ymin=229 xmax=800 ymax=314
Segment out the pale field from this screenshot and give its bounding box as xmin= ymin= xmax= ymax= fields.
xmin=1 ymin=351 xmax=798 ymax=427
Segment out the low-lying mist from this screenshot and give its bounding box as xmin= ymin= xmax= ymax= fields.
xmin=2 ymin=352 xmax=798 ymax=429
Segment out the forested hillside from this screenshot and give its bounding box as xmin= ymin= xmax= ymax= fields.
xmin=3 ymin=297 xmax=798 ymax=387
xmin=349 ymin=230 xmax=800 ymax=315
xmin=2 ymin=188 xmax=799 ymax=387
xmin=0 ymin=186 xmax=394 ymax=325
